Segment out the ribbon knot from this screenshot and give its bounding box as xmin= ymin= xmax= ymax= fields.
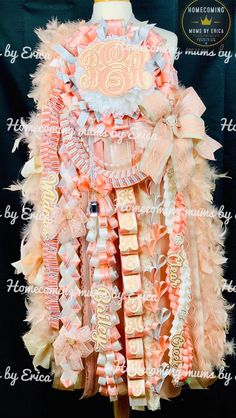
xmin=65 ymin=209 xmax=74 ymax=221
xmin=76 ymin=174 xmax=112 ymax=197
xmin=67 ymin=337 xmax=76 ymax=346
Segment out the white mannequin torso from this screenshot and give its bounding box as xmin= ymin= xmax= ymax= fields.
xmin=92 ymin=0 xmax=133 ymax=23
xmin=91 ymin=1 xmax=178 ymax=63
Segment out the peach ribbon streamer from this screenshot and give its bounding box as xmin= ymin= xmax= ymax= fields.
xmin=145 ymin=336 xmax=169 ymax=392
xmin=68 ymin=26 xmax=97 ymax=48
xmin=139 ymin=87 xmax=222 ymax=191
xmin=68 ymin=21 xmax=140 ymax=50
xmin=143 ymin=282 xmax=168 ymax=313
xmin=147 ymin=336 xmax=169 ymax=371
xmin=166 ymin=192 xmax=193 ymax=383
xmin=140 ymin=224 xmax=167 ymax=257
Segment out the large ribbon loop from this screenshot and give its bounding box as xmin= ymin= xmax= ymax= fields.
xmin=139 ymin=87 xmax=222 ymax=191
xmin=23 ymin=332 xmax=54 ymax=370
xmin=47 ymin=205 xmax=88 ymax=243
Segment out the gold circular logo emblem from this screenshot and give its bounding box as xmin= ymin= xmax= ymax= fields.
xmin=181 ymin=0 xmax=231 ymax=47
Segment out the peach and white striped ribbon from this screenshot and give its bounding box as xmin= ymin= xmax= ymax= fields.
xmin=53 ymin=133 xmax=88 ymax=387
xmin=40 ymin=88 xmax=64 ymax=329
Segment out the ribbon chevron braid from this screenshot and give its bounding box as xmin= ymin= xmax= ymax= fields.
xmin=164 ymin=182 xmax=193 ymax=384
xmin=116 ymin=187 xmax=147 ymax=410
xmin=53 ymin=123 xmax=92 ymax=388
xmin=87 ymin=196 xmax=126 ymax=400
xmin=40 ymin=88 xmax=64 ymax=329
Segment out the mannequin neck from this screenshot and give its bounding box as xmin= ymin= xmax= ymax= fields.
xmin=91 ymin=1 xmax=133 ymax=23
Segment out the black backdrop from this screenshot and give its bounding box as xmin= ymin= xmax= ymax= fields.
xmin=0 ymin=1 xmax=236 ymax=417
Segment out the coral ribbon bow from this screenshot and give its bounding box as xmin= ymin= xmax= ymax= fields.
xmin=76 ymin=174 xmax=112 ymax=197
xmin=53 ymin=326 xmax=93 ymax=388
xmin=140 ymin=87 xmax=222 ymax=191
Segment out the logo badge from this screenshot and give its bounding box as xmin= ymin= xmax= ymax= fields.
xmin=181 ymin=0 xmax=232 ymax=47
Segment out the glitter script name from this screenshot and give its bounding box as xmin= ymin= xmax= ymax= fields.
xmin=91 ymin=286 xmax=113 ymax=352
xmin=41 ymin=173 xmax=58 ymax=240
xmin=171 ymin=333 xmax=186 ymax=369
xmin=167 ymin=250 xmax=184 ymax=288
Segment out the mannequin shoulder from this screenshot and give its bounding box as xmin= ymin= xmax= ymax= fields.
xmin=35 ymin=18 xmax=85 ymax=59
xmin=30 ymin=19 xmax=85 ymax=109
xmin=153 ymin=27 xmax=178 ymax=63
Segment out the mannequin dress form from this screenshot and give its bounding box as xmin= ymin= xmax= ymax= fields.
xmin=10 ymin=0 xmax=231 ymax=416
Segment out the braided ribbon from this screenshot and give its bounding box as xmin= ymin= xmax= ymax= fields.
xmin=40 ymin=88 xmax=64 ymax=329
xmin=139 ymin=87 xmax=222 ymax=191
xmin=116 ymin=187 xmax=147 ymax=410
xmin=86 ymin=194 xmax=126 ymax=400
xmin=53 ymin=135 xmax=89 ymax=387
xmin=165 ymin=188 xmax=193 ymax=384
